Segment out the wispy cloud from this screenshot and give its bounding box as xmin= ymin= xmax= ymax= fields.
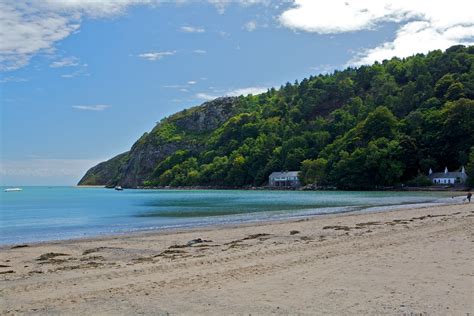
xmin=193 ymin=49 xmax=207 ymax=54
xmin=72 ymin=104 xmax=110 ymax=111
xmin=61 ymin=63 xmax=89 ymax=78
xmin=180 ymin=26 xmax=205 ymax=33
xmin=163 ymin=84 xmax=186 ymax=89
xmin=163 ymin=80 xmax=198 ymax=90
xmin=227 ymin=86 xmax=268 ymax=96
xmin=217 ymin=30 xmax=230 ymax=38
xmin=0 ymin=158 xmax=106 ymax=185
xmin=244 ymin=20 xmax=257 ymax=32
xmin=0 ymin=0 xmax=271 ymax=71
xmin=279 ymin=0 xmax=474 ymax=65
xmin=61 ymin=71 xmax=85 ymax=78
xmin=208 ymin=0 xmax=270 ymax=14
xmin=195 ymin=86 xmax=268 ymax=101
xmin=0 ymin=76 xmax=28 ymax=83
xmin=309 ymin=64 xmax=340 ymax=75
xmin=50 ymin=56 xmax=79 ymax=68
xmin=138 ymin=51 xmax=176 ymax=61
xmin=195 ymin=92 xmax=218 ymax=101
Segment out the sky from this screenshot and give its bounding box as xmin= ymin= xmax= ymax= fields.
xmin=1 ymin=0 xmax=473 ymax=185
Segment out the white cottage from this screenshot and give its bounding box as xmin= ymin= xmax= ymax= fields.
xmin=428 ymin=166 xmax=468 ymax=184
xmin=268 ymin=171 xmax=301 ymax=187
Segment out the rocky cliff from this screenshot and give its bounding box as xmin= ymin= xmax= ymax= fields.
xmin=78 ymin=97 xmax=240 ymax=188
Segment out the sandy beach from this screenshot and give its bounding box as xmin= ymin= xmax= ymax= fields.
xmin=1 ymin=202 xmax=473 ymax=315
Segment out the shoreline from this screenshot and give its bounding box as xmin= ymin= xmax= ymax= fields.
xmin=75 ymin=184 xmax=472 ymax=192
xmin=0 ymin=197 xmax=465 ymax=248
xmin=2 ymin=202 xmax=472 ymax=314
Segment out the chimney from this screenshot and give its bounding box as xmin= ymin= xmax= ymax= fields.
xmin=461 ymin=166 xmax=465 ymax=174
xmin=444 ymin=166 xmax=448 ymax=174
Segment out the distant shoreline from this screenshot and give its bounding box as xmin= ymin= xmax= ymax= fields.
xmin=77 ymin=184 xmax=471 ymax=192
xmin=74 ymin=185 xmax=106 ymax=188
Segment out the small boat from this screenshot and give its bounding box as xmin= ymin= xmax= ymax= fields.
xmin=114 ymin=186 xmax=123 ymax=191
xmin=4 ymin=188 xmax=22 ymax=192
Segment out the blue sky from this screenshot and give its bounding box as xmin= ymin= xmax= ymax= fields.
xmin=1 ymin=0 xmax=473 ymax=185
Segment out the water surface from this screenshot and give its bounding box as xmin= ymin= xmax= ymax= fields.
xmin=0 ymin=186 xmax=453 ymax=244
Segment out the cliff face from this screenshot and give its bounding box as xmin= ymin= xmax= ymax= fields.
xmin=77 ymin=152 xmax=129 ymax=187
xmin=78 ymin=97 xmax=240 ymax=188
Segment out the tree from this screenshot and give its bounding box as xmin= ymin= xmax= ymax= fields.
xmin=329 ymin=138 xmax=403 ymax=189
xmin=359 ymin=106 xmax=398 ymax=142
xmin=443 ymin=98 xmax=474 ymax=167
xmin=466 ymin=147 xmax=474 ymax=187
xmin=300 ymin=158 xmax=328 ymax=186
xmin=445 ymin=82 xmax=465 ymax=100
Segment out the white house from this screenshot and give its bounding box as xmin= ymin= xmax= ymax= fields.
xmin=268 ymin=171 xmax=301 ymax=187
xmin=428 ymin=166 xmax=468 ymax=185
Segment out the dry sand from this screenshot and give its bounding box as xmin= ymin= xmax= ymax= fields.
xmin=1 ymin=202 xmax=473 ymax=315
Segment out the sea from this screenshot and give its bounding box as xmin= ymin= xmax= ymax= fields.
xmin=0 ymin=186 xmax=456 ymax=245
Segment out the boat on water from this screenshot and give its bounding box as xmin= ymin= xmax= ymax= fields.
xmin=115 ymin=186 xmax=123 ymax=191
xmin=4 ymin=188 xmax=23 ymax=192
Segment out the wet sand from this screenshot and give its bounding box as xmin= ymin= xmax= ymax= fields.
xmin=1 ymin=202 xmax=473 ymax=315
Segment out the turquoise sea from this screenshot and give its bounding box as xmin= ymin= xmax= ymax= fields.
xmin=0 ymin=186 xmax=453 ymax=245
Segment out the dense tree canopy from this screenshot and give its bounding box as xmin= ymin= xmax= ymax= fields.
xmin=138 ymin=46 xmax=474 ymax=189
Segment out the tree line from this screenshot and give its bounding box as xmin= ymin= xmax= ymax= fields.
xmin=143 ymin=45 xmax=474 ymax=189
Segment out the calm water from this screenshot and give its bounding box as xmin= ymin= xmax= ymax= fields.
xmin=0 ymin=187 xmax=453 ymax=245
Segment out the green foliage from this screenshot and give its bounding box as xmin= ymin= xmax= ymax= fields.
xmin=329 ymin=138 xmax=404 ymax=189
xmin=157 ymin=158 xmax=200 ymax=186
xmin=405 ymin=174 xmax=433 ymax=187
xmin=300 ymin=158 xmax=328 ymax=185
xmin=152 ymin=150 xmax=190 ymax=179
xmin=142 ymin=45 xmax=473 ymax=189
xmin=154 ymin=122 xmax=183 ymax=143
xmin=467 ymin=147 xmax=474 ymax=187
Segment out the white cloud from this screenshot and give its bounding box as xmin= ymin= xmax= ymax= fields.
xmin=208 ymin=0 xmax=270 ymax=14
xmin=138 ymin=51 xmax=176 ymax=61
xmin=187 ymin=80 xmax=197 ymax=85
xmin=39 ymin=0 xmax=156 ymax=18
xmin=195 ymin=92 xmax=218 ymax=101
xmin=1 ymin=0 xmax=271 ymax=71
xmin=0 ymin=158 xmax=106 ymax=185
xmin=163 ymin=84 xmax=186 ymax=89
xmin=0 ymin=1 xmax=80 ymax=71
xmin=0 ymin=76 xmax=28 ymax=83
xmin=279 ymin=0 xmax=474 ymax=65
xmin=195 ymin=86 xmax=268 ymax=100
xmin=50 ymin=56 xmax=79 ymax=68
xmin=218 ymin=30 xmax=230 ymax=38
xmin=349 ymin=21 xmax=474 ymax=66
xmin=0 ymin=158 xmax=102 ymax=177
xmin=193 ymin=49 xmax=207 ymax=54
xmin=72 ymin=104 xmax=110 ymax=111
xmin=244 ymin=20 xmax=257 ymax=32
xmin=309 ymin=64 xmax=339 ymax=75
xmin=227 ymin=86 xmax=267 ymax=96
xmin=180 ymin=26 xmax=205 ymax=33
xmin=0 ymin=0 xmax=159 ymax=71
xmin=60 ymin=62 xmax=89 ymax=78
xmin=61 ymin=69 xmax=89 ymax=78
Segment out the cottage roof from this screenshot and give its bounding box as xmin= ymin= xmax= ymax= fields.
xmin=269 ymin=171 xmax=299 ymax=178
xmin=429 ymin=171 xmax=466 ymax=179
